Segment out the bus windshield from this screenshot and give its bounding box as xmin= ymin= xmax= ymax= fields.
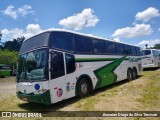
xmin=141 ymin=50 xmax=151 ymax=56
xmin=17 ymin=49 xmax=48 ymax=82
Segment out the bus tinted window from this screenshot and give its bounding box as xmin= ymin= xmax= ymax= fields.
xmin=136 ymin=47 xmax=141 ymax=56
xmin=141 ymin=50 xmax=151 ymax=56
xmin=124 ymin=45 xmax=132 ymax=54
xmin=152 ymin=50 xmax=159 ymax=57
xmin=74 ymin=35 xmax=92 ymax=53
xmin=20 ymin=32 xmax=50 ymax=54
xmin=106 ymin=42 xmax=117 ymax=54
xmin=131 ymin=46 xmax=137 ymax=55
xmin=50 ymin=32 xmax=73 ymax=51
xmin=93 ymin=39 xmax=106 ymax=54
xmin=116 ymin=43 xmax=125 ymax=55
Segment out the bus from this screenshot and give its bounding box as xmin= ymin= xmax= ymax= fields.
xmin=16 ymin=29 xmax=142 ymax=105
xmin=0 ymin=64 xmax=12 ymax=78
xmin=141 ymin=49 xmax=160 ymax=69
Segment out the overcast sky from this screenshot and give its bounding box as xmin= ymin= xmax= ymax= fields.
xmin=0 ymin=0 xmax=160 ymax=48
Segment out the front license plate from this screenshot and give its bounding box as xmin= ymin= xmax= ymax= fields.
xmin=22 ymin=97 xmax=28 ymax=101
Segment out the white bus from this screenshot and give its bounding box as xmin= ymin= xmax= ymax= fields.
xmin=141 ymin=49 xmax=160 ymax=69
xmin=16 ymin=29 xmax=142 ymax=105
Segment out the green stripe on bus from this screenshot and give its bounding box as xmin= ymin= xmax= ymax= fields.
xmin=76 ymin=58 xmax=118 ymax=62
xmin=94 ymin=56 xmax=127 ymax=89
xmin=75 ymin=57 xmax=129 ymax=62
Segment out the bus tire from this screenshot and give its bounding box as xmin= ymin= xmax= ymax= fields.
xmin=132 ymin=68 xmax=137 ymax=80
xmin=158 ymin=63 xmax=160 ymax=69
xmin=77 ymin=78 xmax=90 ymax=98
xmin=127 ymin=69 xmax=133 ymax=81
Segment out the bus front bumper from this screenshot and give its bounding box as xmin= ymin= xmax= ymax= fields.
xmin=16 ymin=90 xmax=51 ymax=105
xmin=142 ymin=64 xmax=156 ymax=68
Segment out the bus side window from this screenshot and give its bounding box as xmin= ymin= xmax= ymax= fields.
xmin=106 ymin=41 xmax=117 ymax=54
xmin=92 ymin=39 xmax=106 ymax=54
xmin=74 ymin=35 xmax=92 ymax=53
xmin=116 ymin=43 xmax=125 ymax=55
xmin=51 ymin=51 xmax=65 ymax=79
xmin=65 ymin=53 xmax=75 ymax=74
xmin=131 ymin=46 xmax=137 ymax=55
xmin=136 ymin=47 xmax=141 ymax=56
xmin=50 ymin=32 xmax=73 ymax=52
xmin=124 ymin=45 xmax=132 ymax=55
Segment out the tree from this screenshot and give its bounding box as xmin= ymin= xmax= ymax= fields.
xmin=0 ymin=49 xmax=18 ymax=65
xmin=3 ymin=36 xmax=25 ymax=51
xmin=0 ymin=31 xmax=2 ymax=45
xmin=153 ymin=44 xmax=160 ymax=49
xmin=17 ymin=36 xmax=25 ymax=46
xmin=145 ymin=44 xmax=148 ymax=49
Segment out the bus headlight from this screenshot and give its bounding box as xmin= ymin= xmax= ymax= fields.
xmin=34 ymin=89 xmax=47 ymax=95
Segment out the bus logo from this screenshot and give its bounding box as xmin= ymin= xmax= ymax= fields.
xmin=56 ymin=88 xmax=63 ymax=97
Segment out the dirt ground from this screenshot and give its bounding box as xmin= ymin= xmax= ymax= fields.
xmin=0 ymin=76 xmax=16 ymax=99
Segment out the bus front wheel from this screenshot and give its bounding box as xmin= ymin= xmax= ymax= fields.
xmin=78 ymin=78 xmax=90 ymax=98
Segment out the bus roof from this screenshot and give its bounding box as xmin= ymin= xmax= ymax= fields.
xmin=23 ymin=28 xmax=140 ymax=48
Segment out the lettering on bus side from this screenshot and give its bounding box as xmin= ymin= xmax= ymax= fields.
xmin=79 ymin=63 xmax=83 ymax=68
xmin=129 ymin=57 xmax=139 ymax=62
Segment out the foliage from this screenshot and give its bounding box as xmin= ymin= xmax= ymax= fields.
xmin=0 ymin=32 xmax=25 ymax=66
xmin=0 ymin=49 xmax=18 ymax=66
xmin=3 ymin=36 xmax=25 ymax=51
xmin=152 ymin=44 xmax=160 ymax=49
xmin=0 ymin=31 xmax=2 ymax=45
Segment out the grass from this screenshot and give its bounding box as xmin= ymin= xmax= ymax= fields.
xmin=0 ymin=69 xmax=160 ymax=120
xmin=137 ymin=69 xmax=160 ymax=109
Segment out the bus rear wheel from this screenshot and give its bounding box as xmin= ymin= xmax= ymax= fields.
xmin=78 ymin=78 xmax=90 ymax=98
xmin=132 ymin=68 xmax=137 ymax=80
xmin=127 ymin=69 xmax=133 ymax=81
xmin=158 ymin=63 xmax=160 ymax=69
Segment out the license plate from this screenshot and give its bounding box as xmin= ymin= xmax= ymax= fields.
xmin=22 ymin=97 xmax=28 ymax=101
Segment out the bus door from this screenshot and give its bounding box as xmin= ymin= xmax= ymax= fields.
xmin=65 ymin=53 xmax=76 ymax=99
xmin=49 ymin=50 xmax=66 ymax=103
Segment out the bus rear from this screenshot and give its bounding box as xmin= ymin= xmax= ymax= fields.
xmin=0 ymin=64 xmax=12 ymax=77
xmin=141 ymin=49 xmax=160 ymax=68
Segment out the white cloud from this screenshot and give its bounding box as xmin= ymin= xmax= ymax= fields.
xmin=158 ymin=28 xmax=160 ymax=31
xmin=135 ymin=7 xmax=160 ymax=22
xmin=2 ymin=5 xmax=34 ymax=19
xmin=1 ymin=24 xmax=42 ymax=42
xmin=59 ymin=8 xmax=99 ymax=31
xmin=113 ymin=38 xmax=120 ymax=42
xmin=138 ymin=39 xmax=160 ymax=47
xmin=112 ymin=24 xmax=153 ymax=38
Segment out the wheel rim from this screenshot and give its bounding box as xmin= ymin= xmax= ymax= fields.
xmin=133 ymin=71 xmax=136 ymax=79
xmin=128 ymin=71 xmax=132 ymax=80
xmin=81 ymin=82 xmax=88 ymax=94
